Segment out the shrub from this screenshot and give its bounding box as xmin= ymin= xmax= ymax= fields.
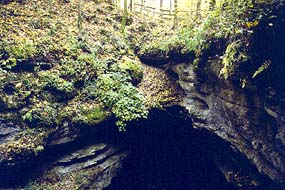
xmin=220 ymin=40 xmax=249 ymax=79
xmin=88 ymin=72 xmax=148 ymax=131
xmin=0 ymin=39 xmax=37 ymax=69
xmin=40 ymin=73 xmax=75 ymax=94
xmin=117 ymin=57 xmax=143 ymax=83
xmin=23 ymin=101 xmax=58 ymax=127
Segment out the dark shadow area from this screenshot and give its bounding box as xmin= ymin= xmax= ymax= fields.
xmin=105 ymin=108 xmax=277 ymax=190
xmin=250 ymin=2 xmax=285 ymax=100
xmin=0 ymin=107 xmax=278 ymax=189
xmin=0 ymin=0 xmax=26 ymax=5
xmin=0 ymin=118 xmax=118 ymax=188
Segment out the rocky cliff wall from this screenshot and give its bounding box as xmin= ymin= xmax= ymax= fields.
xmin=172 ymin=61 xmax=285 ymax=186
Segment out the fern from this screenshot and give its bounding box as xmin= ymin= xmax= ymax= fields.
xmin=252 ymin=60 xmax=271 ymax=79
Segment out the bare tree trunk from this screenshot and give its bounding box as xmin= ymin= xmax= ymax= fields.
xmin=196 ymin=0 xmax=202 ymax=19
xmin=121 ymin=0 xmax=128 ymax=33
xmin=142 ymin=0 xmax=146 ymax=22
xmin=129 ymin=0 xmax=133 ymax=11
xmin=140 ymin=0 xmax=143 ymax=12
xmin=160 ymin=0 xmax=163 ymax=18
xmin=78 ymin=0 xmax=83 ymax=39
xmin=209 ymin=0 xmax=216 ymax=10
xmin=48 ymin=0 xmax=52 ymax=28
xmin=173 ymin=0 xmax=178 ymax=28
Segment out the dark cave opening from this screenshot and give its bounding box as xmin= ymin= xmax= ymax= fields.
xmin=104 ymin=107 xmax=274 ymax=190
xmin=0 ymin=107 xmax=276 ymax=190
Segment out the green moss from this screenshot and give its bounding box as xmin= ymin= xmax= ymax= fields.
xmin=84 ymin=107 xmax=106 ymax=124
xmin=118 ymin=57 xmax=143 ymax=82
xmin=73 ymin=105 xmax=109 ymax=126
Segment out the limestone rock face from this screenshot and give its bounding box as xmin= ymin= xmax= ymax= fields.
xmin=173 ymin=62 xmax=285 ymax=186
xmin=0 ymin=119 xmax=22 ymax=145
xmin=0 ymin=121 xmax=128 ymax=190
xmin=28 ymin=143 xmax=127 ymax=190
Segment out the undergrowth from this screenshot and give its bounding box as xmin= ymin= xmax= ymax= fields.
xmin=140 ymin=0 xmax=280 ymax=87
xmin=0 ymin=0 xmax=153 ymax=131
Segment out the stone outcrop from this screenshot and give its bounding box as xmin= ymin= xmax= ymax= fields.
xmin=0 ymin=119 xmax=22 ymax=145
xmin=28 ymin=142 xmax=127 ymax=190
xmin=0 ymin=121 xmax=129 ymax=190
xmin=171 ymin=61 xmax=285 ymax=187
xmin=136 ymin=3 xmax=285 ymax=186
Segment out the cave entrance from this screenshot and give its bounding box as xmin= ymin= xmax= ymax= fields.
xmin=105 ymin=107 xmax=238 ymax=190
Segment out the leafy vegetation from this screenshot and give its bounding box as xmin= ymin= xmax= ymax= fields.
xmin=0 ymin=0 xmax=177 ymax=173
xmin=139 ymin=0 xmax=281 ymax=87
xmin=220 ymin=40 xmax=249 ymax=80
xmin=86 ymin=72 xmax=148 ymax=131
xmin=0 ymin=0 xmax=157 ymax=132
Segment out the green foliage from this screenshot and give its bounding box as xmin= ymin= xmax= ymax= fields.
xmin=89 ymin=72 xmax=148 ymax=131
xmin=118 ymin=57 xmax=143 ymax=82
xmin=220 ymin=40 xmax=249 ymax=79
xmin=140 ymin=28 xmax=193 ymax=58
xmin=23 ymin=101 xmax=58 ymax=127
xmin=140 ymin=0 xmax=273 ymax=84
xmin=0 ymin=0 xmax=152 ymax=133
xmin=252 ymin=60 xmax=271 ymax=79
xmin=40 ymin=73 xmax=75 ymax=93
xmin=6 ymin=34 xmax=148 ymax=130
xmin=0 ymin=39 xmax=37 ymax=69
xmin=59 ymin=54 xmax=104 ymax=83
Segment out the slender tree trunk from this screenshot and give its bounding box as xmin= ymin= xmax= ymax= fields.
xmin=160 ymin=0 xmax=163 ymax=18
xmin=143 ymin=0 xmax=146 ymax=22
xmin=121 ymin=0 xmax=128 ymax=33
xmin=129 ymin=0 xmax=133 ymax=11
xmin=196 ymin=0 xmax=202 ymax=18
xmin=49 ymin=0 xmax=52 ymax=14
xmin=173 ymin=0 xmax=178 ymax=28
xmin=78 ymin=0 xmax=83 ymax=39
xmin=209 ymin=0 xmax=216 ymax=10
xmin=141 ymin=0 xmax=143 ymax=12
xmin=48 ymin=0 xmax=52 ymax=29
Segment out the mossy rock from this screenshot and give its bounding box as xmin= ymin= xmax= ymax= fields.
xmin=73 ymin=105 xmax=109 ymax=126
xmin=118 ymin=57 xmax=143 ymax=84
xmin=57 ymin=100 xmax=110 ymax=127
xmin=0 ymin=128 xmax=49 ymax=167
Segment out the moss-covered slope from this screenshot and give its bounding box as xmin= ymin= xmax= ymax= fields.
xmin=0 ymin=0 xmax=184 ymax=176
